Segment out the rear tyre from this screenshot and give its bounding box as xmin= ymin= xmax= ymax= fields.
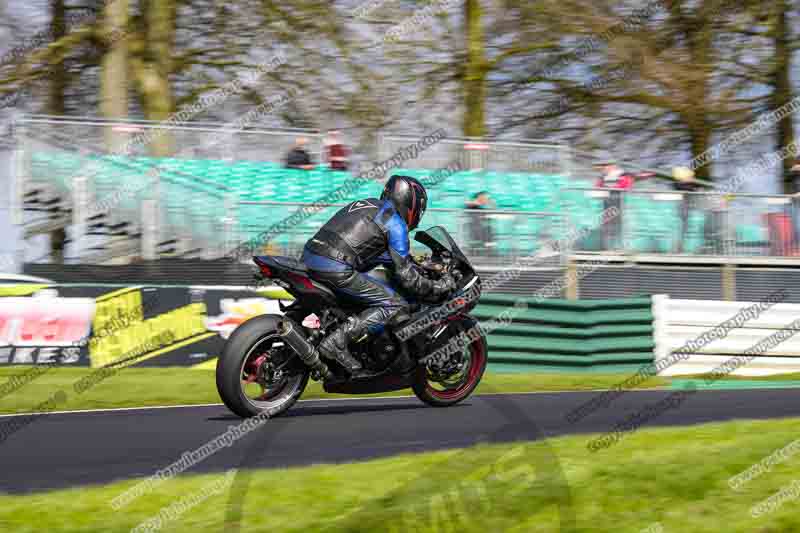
xmin=412 ymin=330 xmax=488 ymax=407
xmin=216 ymin=314 xmax=309 ymax=418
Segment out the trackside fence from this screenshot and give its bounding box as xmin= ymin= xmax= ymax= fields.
xmin=653 ymin=296 xmax=800 ymax=376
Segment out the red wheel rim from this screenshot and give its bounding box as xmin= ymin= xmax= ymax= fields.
xmin=240 ymin=336 xmax=288 ymax=402
xmin=425 ymin=340 xmax=485 ymax=401
xmin=243 ymin=354 xmax=268 ymax=383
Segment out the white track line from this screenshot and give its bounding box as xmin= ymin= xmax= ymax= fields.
xmin=0 ymin=402 xmax=226 ymax=419
xmin=0 ymin=388 xmax=671 ymax=419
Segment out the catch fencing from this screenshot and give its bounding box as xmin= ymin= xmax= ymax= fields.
xmin=234 ymin=200 xmax=563 ymax=264
xmin=378 ymin=134 xmax=574 ymax=177
xmin=12 ymin=115 xmax=322 ymax=261
xmin=13 ymin=117 xmax=579 ymax=266
xmin=561 ymin=187 xmax=800 ymax=258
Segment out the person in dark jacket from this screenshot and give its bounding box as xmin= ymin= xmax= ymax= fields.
xmin=790 ymin=159 xmax=800 ymax=254
xmin=464 ymin=191 xmax=495 ymax=257
xmin=672 ymin=166 xmax=701 ymax=253
xmin=301 ymin=175 xmax=456 ymax=375
xmin=285 ymin=137 xmax=315 ymax=169
xmin=791 ymin=158 xmax=800 ymax=191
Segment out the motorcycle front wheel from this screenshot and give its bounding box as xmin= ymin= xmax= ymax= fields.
xmin=216 ymin=314 xmax=309 ymax=418
xmin=412 ymin=327 xmax=488 ymax=407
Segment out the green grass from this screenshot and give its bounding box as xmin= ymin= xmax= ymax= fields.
xmin=6 ymin=365 xmax=800 ymax=416
xmin=0 ymin=367 xmax=669 ymax=415
xmin=2 ymin=417 xmax=800 ymax=532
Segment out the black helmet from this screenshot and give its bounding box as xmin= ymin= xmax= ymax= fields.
xmin=381 ymin=175 xmax=428 ymax=230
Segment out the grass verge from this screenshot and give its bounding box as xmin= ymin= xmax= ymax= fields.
xmin=5 ymin=365 xmax=800 ymax=416
xmin=0 ymin=367 xmax=669 ymax=415
xmin=1 ymin=417 xmax=798 ymax=532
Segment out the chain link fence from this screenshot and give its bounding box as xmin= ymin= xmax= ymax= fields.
xmin=21 ymin=117 xmax=798 ymax=267
xmin=234 ymin=201 xmax=563 ymax=264
xmin=378 ymin=134 xmax=573 ymax=177
xmin=561 ymin=187 xmax=800 ymax=258
xmin=12 ymin=116 xmax=322 ymax=261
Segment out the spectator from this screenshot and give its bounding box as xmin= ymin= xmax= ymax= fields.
xmin=790 ymin=158 xmax=800 ymax=254
xmin=594 ymin=163 xmax=634 ymax=191
xmin=465 ymin=191 xmax=495 ymax=257
xmin=285 ymin=137 xmax=315 ymax=170
xmin=594 ymin=163 xmax=633 ymax=251
xmin=672 ymin=166 xmax=701 ymax=253
xmin=791 ymin=158 xmax=800 ymax=190
xmin=705 ymin=190 xmax=731 ymax=255
xmin=51 ymin=227 xmax=67 ymax=264
xmin=324 ymin=130 xmax=350 ymax=171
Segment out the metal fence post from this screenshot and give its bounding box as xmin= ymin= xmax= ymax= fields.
xmin=561 ymin=145 xmax=573 ymax=181
xmin=565 ymin=260 xmax=579 ymax=300
xmin=722 ymin=263 xmax=736 ymax=301
xmin=223 ymin=193 xmax=236 ymax=257
xmin=71 ymin=173 xmax=89 ymax=260
xmin=141 ymin=199 xmax=157 ymax=260
xmin=560 ymin=208 xmax=573 ymax=266
xmin=10 ymin=118 xmax=25 ymax=226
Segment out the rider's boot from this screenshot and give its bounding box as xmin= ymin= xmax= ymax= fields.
xmin=317 ymin=316 xmax=365 ymax=374
xmin=317 ymin=307 xmax=397 ymax=378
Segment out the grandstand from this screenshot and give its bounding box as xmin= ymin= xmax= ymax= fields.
xmin=11 ymin=115 xmax=794 ymax=266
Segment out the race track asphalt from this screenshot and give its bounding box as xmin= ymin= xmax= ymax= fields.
xmin=1 ymin=388 xmax=800 ymax=495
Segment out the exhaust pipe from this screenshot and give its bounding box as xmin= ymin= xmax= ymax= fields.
xmin=277 ymin=318 xmax=333 ymax=381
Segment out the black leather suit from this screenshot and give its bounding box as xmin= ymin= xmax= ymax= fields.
xmin=301 ymin=197 xmax=452 ymax=336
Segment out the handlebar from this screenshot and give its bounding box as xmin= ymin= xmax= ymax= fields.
xmin=415 ymin=253 xmax=465 ymax=285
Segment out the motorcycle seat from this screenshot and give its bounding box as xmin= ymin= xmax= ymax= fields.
xmin=254 ymin=255 xmax=309 ymax=274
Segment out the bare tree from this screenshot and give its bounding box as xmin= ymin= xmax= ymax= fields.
xmin=497 ymin=0 xmax=765 ymax=181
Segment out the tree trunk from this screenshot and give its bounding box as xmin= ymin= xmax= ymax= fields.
xmin=771 ymin=0 xmax=796 ymax=193
xmin=143 ymin=0 xmax=176 ymax=156
xmin=47 ymin=0 xmax=67 ymax=117
xmin=101 ymin=0 xmax=129 ymax=151
xmin=462 ymin=0 xmax=487 ymax=137
xmin=685 ymin=12 xmax=714 ymax=182
xmin=688 ymin=115 xmax=713 ymax=181
xmin=48 ymin=0 xmax=67 ymax=264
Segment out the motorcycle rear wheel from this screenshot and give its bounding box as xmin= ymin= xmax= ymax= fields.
xmin=216 ymin=314 xmax=309 ymax=418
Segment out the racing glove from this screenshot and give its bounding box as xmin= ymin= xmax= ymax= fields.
xmin=389 ymin=248 xmax=456 ymax=300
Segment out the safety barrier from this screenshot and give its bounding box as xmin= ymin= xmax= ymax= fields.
xmin=472 ymin=294 xmax=655 ymax=370
xmin=1 ymin=284 xmax=655 ymax=372
xmin=0 ymin=283 xmax=290 ymax=368
xmin=652 ymin=296 xmax=800 ymax=376
xmin=13 ymin=283 xmax=800 ymax=375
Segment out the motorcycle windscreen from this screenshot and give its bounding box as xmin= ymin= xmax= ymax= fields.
xmin=414 ymin=226 xmax=478 ymax=293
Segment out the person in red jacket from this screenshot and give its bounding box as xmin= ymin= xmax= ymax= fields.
xmin=594 ymin=163 xmax=634 ymax=251
xmin=595 ymin=163 xmax=634 ymax=190
xmin=324 ymin=130 xmax=350 ymax=171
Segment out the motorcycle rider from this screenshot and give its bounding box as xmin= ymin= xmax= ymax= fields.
xmin=301 ymin=175 xmax=456 ymax=375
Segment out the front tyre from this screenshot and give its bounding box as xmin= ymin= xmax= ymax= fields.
xmin=216 ymin=314 xmax=309 ymax=418
xmin=412 ymin=325 xmax=488 ymax=407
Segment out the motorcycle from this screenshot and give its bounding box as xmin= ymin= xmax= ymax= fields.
xmin=216 ymin=226 xmax=487 ymax=418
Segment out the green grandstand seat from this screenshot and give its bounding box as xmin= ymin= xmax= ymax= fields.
xmin=29 ymin=155 xmax=589 ymax=257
